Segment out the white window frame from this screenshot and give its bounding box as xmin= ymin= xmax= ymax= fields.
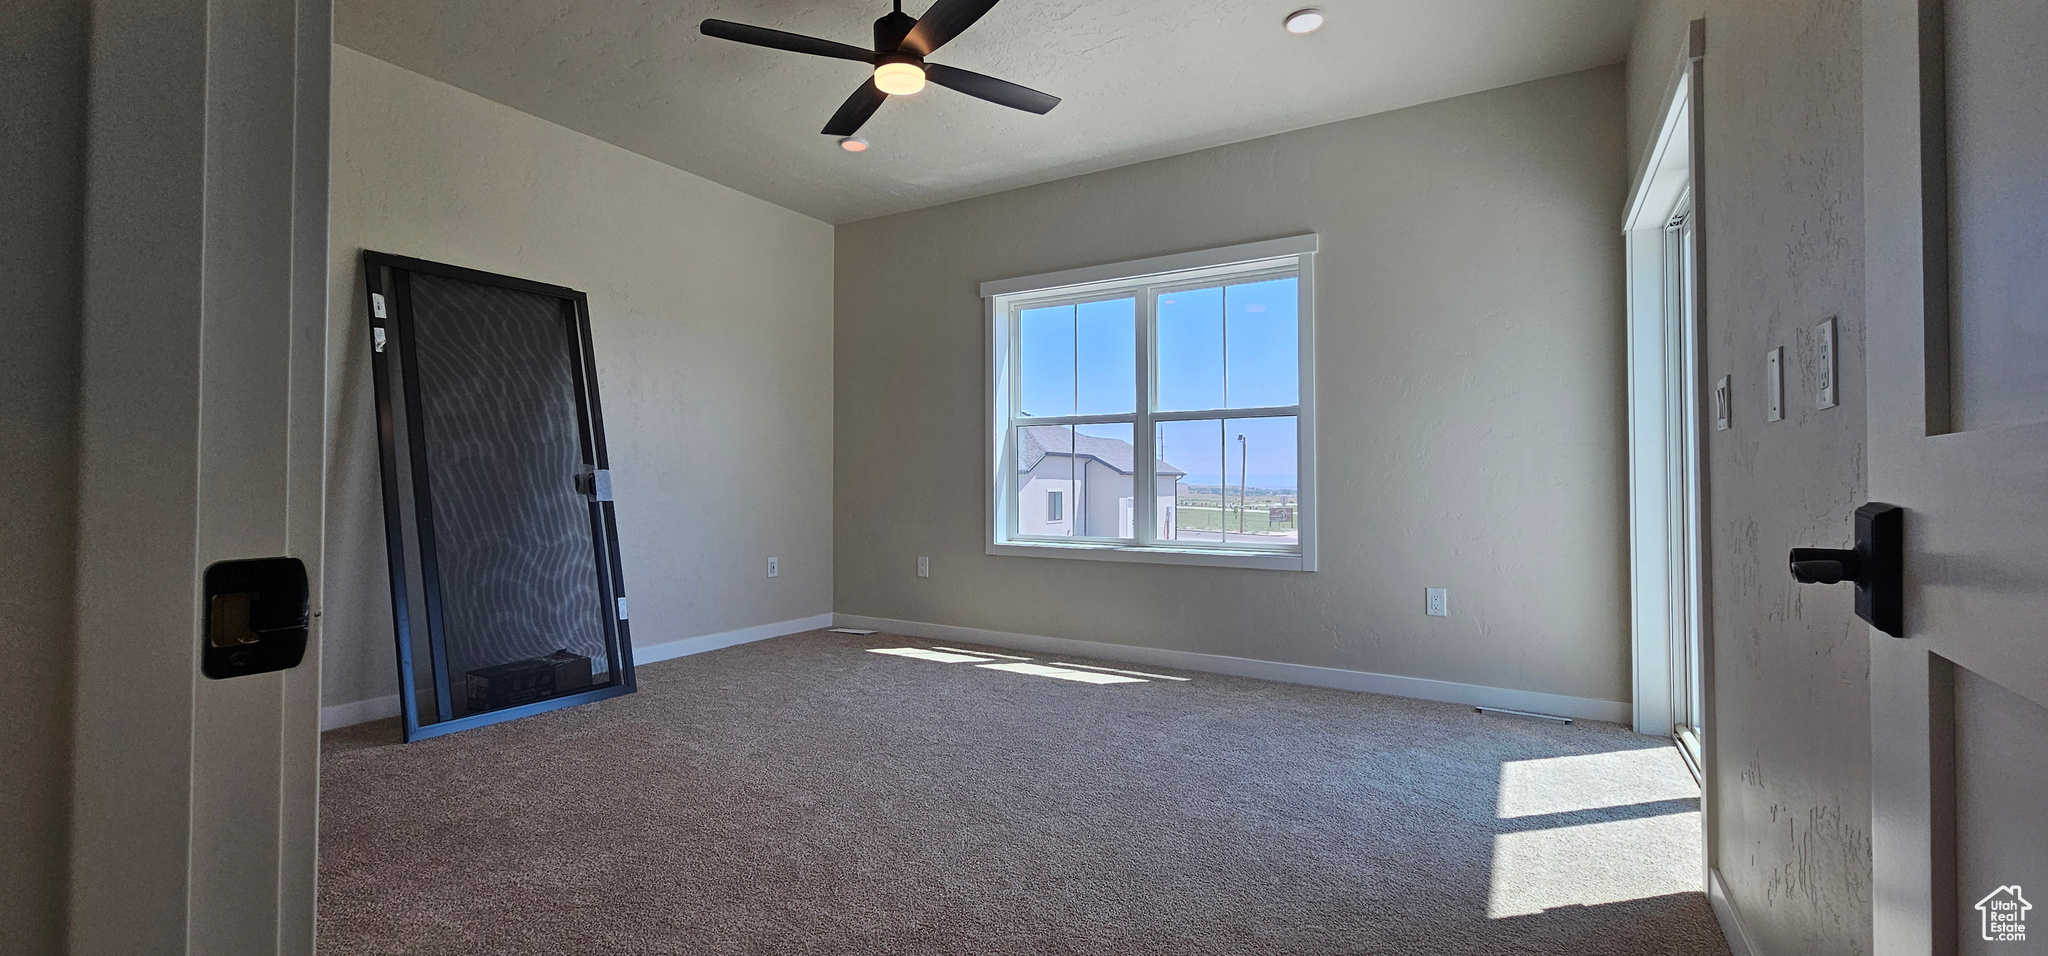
xmin=982 ymin=235 xmax=1319 ymax=572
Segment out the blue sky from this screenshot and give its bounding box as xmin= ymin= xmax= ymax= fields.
xmin=1020 ymin=277 xmax=1299 ymax=488
xmin=1157 ymin=416 xmax=1298 ymax=489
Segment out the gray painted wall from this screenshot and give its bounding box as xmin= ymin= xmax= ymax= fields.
xmin=0 ymin=2 xmax=84 ymax=951
xmin=323 ymin=48 xmax=836 ymax=712
xmin=1628 ymin=3 xmax=1874 ymax=954
xmin=836 ymin=67 xmax=1633 ymax=708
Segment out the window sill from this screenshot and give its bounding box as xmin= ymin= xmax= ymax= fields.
xmin=987 ymin=541 xmax=1312 ymax=571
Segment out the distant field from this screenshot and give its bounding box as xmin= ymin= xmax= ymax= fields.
xmin=1171 ymin=504 xmax=1297 ymax=535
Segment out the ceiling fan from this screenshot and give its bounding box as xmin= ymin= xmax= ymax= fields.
xmin=700 ymin=0 xmax=1061 ymax=138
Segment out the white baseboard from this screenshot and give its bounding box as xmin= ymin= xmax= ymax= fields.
xmin=317 ymin=612 xmax=835 ymax=731
xmin=1710 ymin=868 xmax=1760 ymax=956
xmin=832 ymin=613 xmax=1632 ymax=723
xmin=319 ymin=693 xmax=401 ymax=731
xmin=632 ymin=612 xmax=835 ymax=666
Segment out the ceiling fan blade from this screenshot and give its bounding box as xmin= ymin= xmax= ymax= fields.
xmin=898 ymin=0 xmax=1002 ymax=57
xmin=700 ymin=19 xmax=877 ymax=63
xmin=925 ymin=64 xmax=1060 ymax=114
xmin=822 ymin=78 xmax=890 ymax=136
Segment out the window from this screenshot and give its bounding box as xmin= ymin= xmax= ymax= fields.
xmin=983 ymin=236 xmax=1317 ymax=571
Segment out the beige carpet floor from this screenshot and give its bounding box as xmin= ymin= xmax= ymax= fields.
xmin=319 ymin=629 xmax=1728 ymax=955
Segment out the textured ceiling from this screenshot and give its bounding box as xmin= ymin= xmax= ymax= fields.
xmin=337 ymin=1 xmax=1641 ymax=223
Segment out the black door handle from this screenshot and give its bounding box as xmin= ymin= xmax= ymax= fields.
xmin=1789 ymin=549 xmax=1860 ymax=585
xmin=1788 ymin=503 xmax=1903 ymax=638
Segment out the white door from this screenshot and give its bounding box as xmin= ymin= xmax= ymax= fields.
xmin=1865 ymin=1 xmax=2048 ymax=953
xmin=69 ymin=1 xmax=329 ymax=953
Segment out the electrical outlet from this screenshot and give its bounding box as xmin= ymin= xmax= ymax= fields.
xmin=767 ymin=556 xmax=779 ymax=578
xmin=1426 ymin=587 xmax=1449 ymax=617
xmin=917 ymin=556 xmax=930 ymax=578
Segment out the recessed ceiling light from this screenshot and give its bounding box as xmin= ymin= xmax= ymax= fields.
xmin=1284 ymin=8 xmax=1325 ymax=34
xmin=838 ymin=136 xmax=869 ymax=153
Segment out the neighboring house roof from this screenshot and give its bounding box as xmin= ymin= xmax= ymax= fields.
xmin=1017 ymin=425 xmax=1186 ymax=477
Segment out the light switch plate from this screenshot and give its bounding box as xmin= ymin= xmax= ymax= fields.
xmin=917 ymin=556 xmax=930 ymax=578
xmin=767 ymin=556 xmax=779 ymax=578
xmin=1714 ymin=375 xmax=1732 ymax=431
xmin=1766 ymin=347 xmax=1785 ymax=422
xmin=1815 ymin=317 xmax=1838 ymax=409
xmin=370 ymin=292 xmax=387 ymax=319
xmin=1425 ymin=587 xmax=1449 ymax=617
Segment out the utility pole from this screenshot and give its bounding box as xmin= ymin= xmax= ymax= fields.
xmin=1236 ymin=433 xmax=1248 ymax=533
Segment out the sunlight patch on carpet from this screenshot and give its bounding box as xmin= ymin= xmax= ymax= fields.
xmin=1486 ymin=812 xmax=1702 ymax=917
xmin=1050 ymin=662 xmax=1191 ymax=681
xmin=933 ymin=645 xmax=1034 ymax=660
xmin=976 ymin=661 xmax=1148 ymax=684
xmin=1496 ymin=747 xmax=1698 ymax=818
xmin=867 ymin=647 xmax=993 ymax=663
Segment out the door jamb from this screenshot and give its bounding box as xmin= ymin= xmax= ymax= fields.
xmin=1622 ymin=8 xmax=1714 ymax=900
xmin=1625 ymin=21 xmax=1711 ymax=746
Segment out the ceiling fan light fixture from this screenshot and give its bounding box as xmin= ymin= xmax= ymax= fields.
xmin=838 ymin=136 xmax=870 ymax=152
xmin=873 ymin=60 xmax=927 ymax=96
xmin=1284 ymin=8 xmax=1325 ymax=34
xmin=872 ymin=60 xmax=929 ymax=95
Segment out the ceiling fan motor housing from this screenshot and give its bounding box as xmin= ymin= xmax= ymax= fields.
xmin=875 ymin=11 xmax=918 ymax=53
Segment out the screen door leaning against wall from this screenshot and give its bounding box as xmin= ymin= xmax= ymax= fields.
xmin=365 ymin=252 xmax=635 ymax=741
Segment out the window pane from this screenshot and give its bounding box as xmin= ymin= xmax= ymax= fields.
xmin=1075 ymin=298 xmax=1136 ymax=415
xmin=1156 ymin=287 xmax=1224 ymax=411
xmin=1154 ymin=419 xmax=1222 ymax=544
xmin=1016 ymin=423 xmax=1136 ymax=539
xmin=1226 ymin=277 xmax=1299 ymax=408
xmin=1223 ymin=417 xmax=1299 ymax=548
xmin=1018 ymin=304 xmax=1075 ymax=418
xmin=1074 ymin=422 xmax=1134 ymax=538
xmin=1016 ymin=424 xmax=1074 ymax=537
